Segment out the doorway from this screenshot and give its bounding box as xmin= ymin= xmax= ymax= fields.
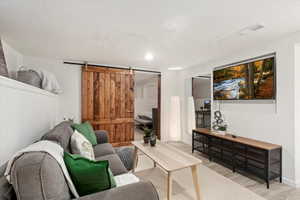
xmin=81 ymin=66 xmax=135 ymax=146
xmin=134 ymin=72 xmax=161 ymax=141
xmin=192 ymin=75 xmax=211 ymax=129
xmin=81 ymin=65 xmax=161 ymax=146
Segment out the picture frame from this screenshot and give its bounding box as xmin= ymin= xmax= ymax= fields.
xmin=213 ymin=53 xmax=276 ymax=100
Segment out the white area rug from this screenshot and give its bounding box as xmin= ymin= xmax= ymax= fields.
xmin=134 ymin=154 xmax=266 ymax=200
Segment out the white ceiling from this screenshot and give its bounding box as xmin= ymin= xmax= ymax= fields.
xmin=1 ymin=0 xmax=300 ymax=70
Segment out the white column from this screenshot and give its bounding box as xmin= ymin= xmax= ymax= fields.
xmin=169 ymin=96 xmax=181 ymax=141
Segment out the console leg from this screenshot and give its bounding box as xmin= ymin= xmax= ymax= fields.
xmin=280 ymin=148 xmax=282 ymax=183
xmin=265 ymin=150 xmax=270 ymax=189
xmin=192 ymin=131 xmax=195 ymax=153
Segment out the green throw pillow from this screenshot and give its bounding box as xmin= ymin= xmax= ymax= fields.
xmin=64 ymin=152 xmax=116 ymax=197
xmin=71 ymin=121 xmax=97 ymax=145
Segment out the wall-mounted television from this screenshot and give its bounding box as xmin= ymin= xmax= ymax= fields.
xmin=213 ymin=54 xmax=276 ymax=100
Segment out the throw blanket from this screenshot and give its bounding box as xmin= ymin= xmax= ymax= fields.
xmin=4 ymin=140 xmax=79 ymax=198
xmin=35 ymin=69 xmax=63 ymax=94
xmin=115 ymin=173 xmax=139 ymax=187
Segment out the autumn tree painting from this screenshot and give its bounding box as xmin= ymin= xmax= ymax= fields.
xmin=213 ymin=64 xmax=249 ymax=100
xmin=252 ymin=58 xmax=275 ymax=99
xmin=213 ymin=57 xmax=275 ymax=100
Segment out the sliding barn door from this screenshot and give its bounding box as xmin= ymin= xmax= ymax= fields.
xmin=82 ymin=66 xmax=134 ymax=146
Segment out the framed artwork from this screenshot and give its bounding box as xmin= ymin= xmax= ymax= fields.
xmin=0 ymin=39 xmax=8 ymax=77
xmin=213 ymin=55 xmax=275 ymax=100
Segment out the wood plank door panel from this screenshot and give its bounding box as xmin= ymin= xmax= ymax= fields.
xmin=82 ymin=66 xmax=134 ymax=146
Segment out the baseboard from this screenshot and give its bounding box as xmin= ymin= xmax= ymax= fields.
xmin=282 ymin=177 xmax=300 ymax=188
xmin=181 ymin=133 xmax=192 ymax=145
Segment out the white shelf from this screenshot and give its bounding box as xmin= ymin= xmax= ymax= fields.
xmin=0 ymin=75 xmax=58 ymax=98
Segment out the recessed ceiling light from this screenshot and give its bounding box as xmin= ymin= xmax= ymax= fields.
xmin=168 ymin=67 xmax=183 ymax=71
xmin=145 ymin=53 xmax=154 ymax=61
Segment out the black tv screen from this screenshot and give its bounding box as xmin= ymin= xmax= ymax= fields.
xmin=213 ymin=56 xmax=275 ymax=100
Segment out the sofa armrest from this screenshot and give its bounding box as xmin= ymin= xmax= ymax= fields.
xmin=94 ymin=130 xmax=109 ymax=144
xmin=77 ymin=181 xmax=159 ymax=200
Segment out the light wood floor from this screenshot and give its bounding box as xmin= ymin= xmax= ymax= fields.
xmin=166 ymin=142 xmax=300 ymax=200
xmin=134 ymin=128 xmax=144 ymax=141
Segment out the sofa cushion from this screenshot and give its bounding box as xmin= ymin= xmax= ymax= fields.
xmin=94 ymin=130 xmax=109 ymax=144
xmin=93 ymin=143 xmax=115 ymax=157
xmin=77 ymin=181 xmax=159 ymax=200
xmin=0 ymin=163 xmax=16 ymax=200
xmin=10 ymin=152 xmax=71 ymax=200
xmin=71 ymin=122 xmax=97 ymax=145
xmin=64 ymin=153 xmax=116 ymax=197
xmin=71 ymin=130 xmax=95 ymax=160
xmin=96 ymin=154 xmax=127 ymax=176
xmin=0 ymin=177 xmax=16 ymax=200
xmin=115 ymin=147 xmax=134 ymax=171
xmin=42 ymin=121 xmax=73 ymax=152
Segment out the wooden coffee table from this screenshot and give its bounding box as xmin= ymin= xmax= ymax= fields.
xmin=132 ymin=141 xmax=202 ymax=200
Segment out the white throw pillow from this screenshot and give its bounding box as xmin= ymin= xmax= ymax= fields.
xmin=70 ymin=130 xmax=95 ymax=160
xmin=114 ymin=174 xmax=140 ymax=187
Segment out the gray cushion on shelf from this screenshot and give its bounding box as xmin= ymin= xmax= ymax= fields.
xmin=96 ymin=154 xmax=127 ymax=176
xmin=41 ymin=121 xmax=73 ymax=152
xmin=115 ymin=147 xmax=134 ymax=171
xmin=10 ymin=152 xmax=71 ymax=200
xmin=93 ymin=143 xmax=116 ymax=157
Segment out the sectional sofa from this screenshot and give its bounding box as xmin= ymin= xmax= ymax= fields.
xmin=0 ymin=121 xmax=159 ymax=200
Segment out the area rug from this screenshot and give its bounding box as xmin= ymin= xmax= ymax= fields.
xmin=134 ymin=154 xmax=265 ymax=200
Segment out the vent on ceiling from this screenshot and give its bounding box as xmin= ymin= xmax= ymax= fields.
xmin=239 ymin=24 xmax=265 ymax=36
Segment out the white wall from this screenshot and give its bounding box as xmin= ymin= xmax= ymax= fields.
xmin=179 ymin=32 xmax=300 ymax=187
xmin=0 ymin=41 xmax=60 ymax=165
xmin=294 ymin=44 xmax=300 ymax=184
xmin=21 ymin=56 xmax=181 ymax=142
xmin=134 ymin=76 xmax=158 ymax=117
xmin=0 ymin=75 xmax=58 ymax=165
xmin=23 ymin=56 xmax=81 ymax=123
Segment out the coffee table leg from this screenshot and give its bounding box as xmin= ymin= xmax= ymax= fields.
xmin=167 ymin=171 xmax=172 ymax=200
xmin=191 ymin=165 xmax=202 ymax=200
xmin=132 ymin=146 xmax=138 ymax=173
xmin=154 ymin=161 xmax=157 ymax=168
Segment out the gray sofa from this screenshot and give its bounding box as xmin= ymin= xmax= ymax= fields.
xmin=0 ymin=121 xmax=159 ymax=200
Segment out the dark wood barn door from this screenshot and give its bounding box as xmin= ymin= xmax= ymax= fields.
xmin=82 ymin=66 xmax=134 ymax=146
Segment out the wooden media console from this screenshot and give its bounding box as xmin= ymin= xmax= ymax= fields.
xmin=192 ymin=128 xmax=282 ymax=188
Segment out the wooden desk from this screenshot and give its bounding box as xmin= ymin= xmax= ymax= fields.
xmin=192 ymin=128 xmax=282 ymax=189
xmin=132 ymin=140 xmax=202 ymax=200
